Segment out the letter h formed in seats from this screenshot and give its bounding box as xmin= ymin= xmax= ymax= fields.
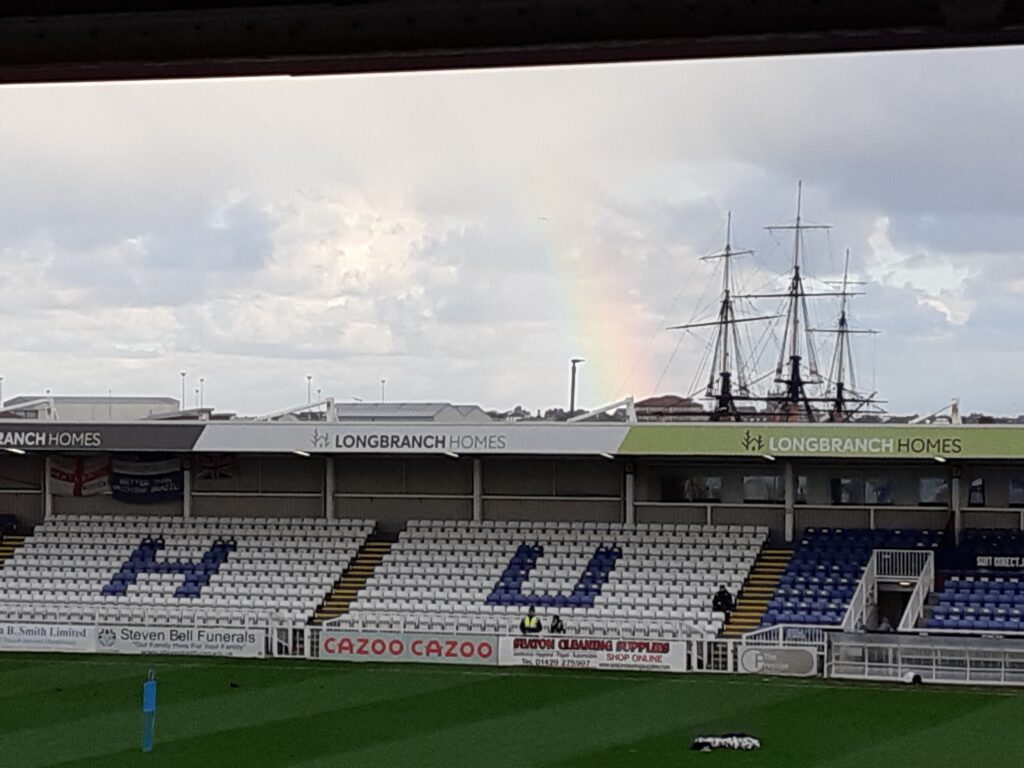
xmin=486 ymin=542 xmax=621 ymax=608
xmin=101 ymin=537 xmax=236 ymax=599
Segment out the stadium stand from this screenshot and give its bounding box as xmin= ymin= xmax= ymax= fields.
xmin=925 ymin=529 xmax=1024 ymax=632
xmin=0 ymin=515 xmax=373 ymax=626
xmin=336 ymin=520 xmax=768 ymax=638
xmin=762 ymin=527 xmax=944 ymax=627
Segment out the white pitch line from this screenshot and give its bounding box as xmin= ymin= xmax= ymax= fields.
xmin=1 ymin=655 xmax=1020 ymax=698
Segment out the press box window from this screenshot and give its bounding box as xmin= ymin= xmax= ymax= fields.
xmin=659 ymin=475 xmax=723 ymax=502
xmin=1009 ymin=479 xmax=1024 ymax=507
xmin=968 ymin=478 xmax=986 ymax=507
xmin=865 ymin=479 xmax=893 ymax=505
xmin=683 ymin=476 xmax=722 ymax=502
xmin=830 ymin=478 xmax=865 ymax=505
xmin=918 ymin=477 xmax=949 ymax=506
xmin=744 ymin=475 xmax=783 ymax=503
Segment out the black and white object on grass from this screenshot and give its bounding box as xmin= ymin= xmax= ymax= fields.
xmin=691 ymin=734 xmax=761 ymax=751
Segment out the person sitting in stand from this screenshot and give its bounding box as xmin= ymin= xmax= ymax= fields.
xmin=519 ymin=605 xmax=542 ymax=634
xmin=712 ymin=585 xmax=735 ymax=619
xmin=550 ymin=615 xmax=566 ymax=634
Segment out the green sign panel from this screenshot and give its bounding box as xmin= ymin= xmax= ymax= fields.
xmin=618 ymin=424 xmax=1024 ymax=460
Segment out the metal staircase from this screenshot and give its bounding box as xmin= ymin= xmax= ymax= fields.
xmin=310 ymin=539 xmax=392 ymax=625
xmin=719 ymin=547 xmax=792 ymax=638
xmin=0 ymin=533 xmax=26 ymax=569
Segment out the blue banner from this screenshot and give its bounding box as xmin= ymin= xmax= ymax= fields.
xmin=111 ymin=458 xmax=183 ymax=504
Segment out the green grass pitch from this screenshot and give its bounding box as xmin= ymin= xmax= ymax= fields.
xmin=1 ymin=654 xmax=1022 ymax=767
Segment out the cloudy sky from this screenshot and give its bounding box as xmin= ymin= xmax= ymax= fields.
xmin=0 ymin=45 xmax=1022 ymax=417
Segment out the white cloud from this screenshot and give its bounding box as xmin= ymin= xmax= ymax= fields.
xmin=0 ymin=50 xmax=1022 ymax=414
xmin=865 ymin=216 xmax=976 ymax=325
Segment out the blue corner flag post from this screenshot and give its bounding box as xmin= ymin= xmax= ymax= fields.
xmin=142 ymin=670 xmax=157 ymax=753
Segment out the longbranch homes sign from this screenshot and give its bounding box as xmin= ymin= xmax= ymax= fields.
xmin=618 ymin=425 xmax=1024 ymax=460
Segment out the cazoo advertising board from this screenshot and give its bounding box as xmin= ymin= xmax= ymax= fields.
xmin=320 ymin=631 xmax=498 ymax=665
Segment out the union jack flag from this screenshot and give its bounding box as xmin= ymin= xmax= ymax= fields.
xmin=195 ymin=454 xmax=237 ymax=480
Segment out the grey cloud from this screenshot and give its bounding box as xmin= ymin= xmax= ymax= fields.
xmin=0 ymin=52 xmax=1023 ymax=414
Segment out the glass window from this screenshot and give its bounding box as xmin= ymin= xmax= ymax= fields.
xmin=683 ymin=476 xmax=722 ymax=502
xmin=659 ymin=476 xmax=683 ymax=502
xmin=830 ymin=478 xmax=865 ymax=505
xmin=743 ymin=475 xmax=783 ymax=503
xmin=968 ymin=478 xmax=985 ymax=507
xmin=1009 ymin=479 xmax=1024 ymax=507
xmin=796 ymin=475 xmax=808 ymax=505
xmin=865 ymin=479 xmax=892 ymax=505
xmin=918 ymin=477 xmax=949 ymax=506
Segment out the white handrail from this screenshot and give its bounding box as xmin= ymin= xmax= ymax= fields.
xmin=842 ymin=552 xmax=878 ymax=631
xmin=741 ymin=624 xmax=830 ymax=647
xmin=324 ymin=609 xmax=713 ymax=639
xmin=898 ymin=552 xmax=935 ymax=631
xmin=874 ymin=549 xmax=932 ymax=579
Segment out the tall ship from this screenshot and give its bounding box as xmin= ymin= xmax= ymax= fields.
xmin=670 ymin=183 xmax=881 ymax=423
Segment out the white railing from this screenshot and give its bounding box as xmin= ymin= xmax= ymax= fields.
xmin=842 ymin=553 xmax=878 ymax=631
xmin=842 ymin=549 xmax=933 ymax=632
xmin=4 ymin=615 xmax=1024 ymax=686
xmin=0 ymin=600 xmax=280 ymax=630
xmin=874 ymin=549 xmax=933 ymax=579
xmin=898 ymin=552 xmax=935 ymax=632
xmin=828 ymin=631 xmax=1024 ymax=686
xmin=324 ymin=610 xmax=713 ymax=640
xmin=742 ymin=624 xmax=829 ymax=648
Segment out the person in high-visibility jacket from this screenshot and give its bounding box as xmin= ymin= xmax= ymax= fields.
xmin=519 ymin=605 xmax=542 ymax=634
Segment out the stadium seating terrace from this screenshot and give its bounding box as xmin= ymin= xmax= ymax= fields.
xmin=0 ymin=515 xmax=372 ymax=626
xmin=4 ymin=515 xmax=1023 ymax=638
xmin=762 ymin=527 xmax=944 ymax=627
xmin=337 ymin=520 xmax=768 ymax=637
xmin=926 ymin=529 xmax=1024 ymax=632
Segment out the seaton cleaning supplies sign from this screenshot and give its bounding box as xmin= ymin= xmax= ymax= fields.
xmin=497 ymin=636 xmax=687 ymax=673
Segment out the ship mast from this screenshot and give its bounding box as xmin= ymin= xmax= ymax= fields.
xmin=669 ymin=213 xmax=777 ymax=421
xmin=820 ymin=249 xmax=879 ymax=421
xmin=739 ymin=182 xmax=841 ymax=421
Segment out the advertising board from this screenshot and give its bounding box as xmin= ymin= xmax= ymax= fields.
xmin=975 ymin=555 xmax=1023 ymax=570
xmin=497 ymin=636 xmax=687 ymax=673
xmin=738 ymin=645 xmax=817 ymax=677
xmin=320 ymin=631 xmax=498 ymax=665
xmin=0 ymin=623 xmax=96 ymax=653
xmin=95 ymin=625 xmax=266 ymax=658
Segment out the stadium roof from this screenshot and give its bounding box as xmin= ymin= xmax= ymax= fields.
xmin=0 ymin=420 xmax=1023 ymax=461
xmin=327 ymin=402 xmax=494 ymax=424
xmin=2 ymin=1 xmax=1024 ymax=83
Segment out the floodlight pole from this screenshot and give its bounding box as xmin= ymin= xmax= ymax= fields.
xmin=569 ymin=358 xmax=585 ymax=415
